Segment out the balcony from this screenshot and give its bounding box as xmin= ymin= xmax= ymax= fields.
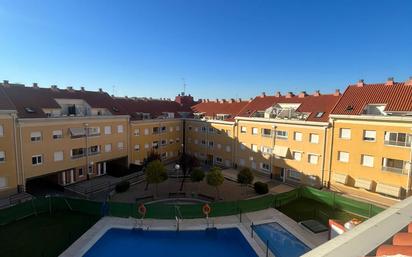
xmin=382 ymin=166 xmax=407 ymax=175
xmin=384 ymin=140 xmax=411 ymax=148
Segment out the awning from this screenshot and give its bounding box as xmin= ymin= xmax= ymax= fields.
xmin=376 ymin=183 xmax=402 ymax=198
xmin=333 ymin=173 xmax=348 ymax=184
xmin=69 ymin=128 xmax=86 ymax=137
xmin=273 ymin=145 xmax=289 ymax=158
xmin=354 ymin=178 xmax=373 ymax=191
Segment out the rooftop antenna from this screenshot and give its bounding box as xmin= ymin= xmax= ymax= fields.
xmin=181 ymin=78 xmax=186 ymax=96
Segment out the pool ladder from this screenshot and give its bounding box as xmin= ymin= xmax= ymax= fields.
xmin=175 ymin=205 xmax=183 ymax=231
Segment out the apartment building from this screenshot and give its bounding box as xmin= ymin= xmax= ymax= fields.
xmin=0 ymin=81 xmax=130 ymax=194
xmin=113 ymin=96 xmax=194 ymax=165
xmin=0 ymin=88 xmax=18 ymax=197
xmin=329 ymin=78 xmax=412 ymax=199
xmin=186 ymin=98 xmax=248 ymax=166
xmin=235 ymin=91 xmax=340 ymax=187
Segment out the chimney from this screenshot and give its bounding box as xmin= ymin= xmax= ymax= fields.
xmin=286 ymin=92 xmax=294 ymax=98
xmin=80 ymin=86 xmax=85 ymax=91
xmin=275 ymin=91 xmax=282 ymax=97
xmin=50 ymin=85 xmax=58 ymax=91
xmin=3 ymin=80 xmax=9 ymax=85
xmin=230 ymin=98 xmax=235 ymax=103
xmin=386 ymin=77 xmax=394 ymax=86
xmin=249 ymin=97 xmax=254 ymax=102
xmin=221 ymin=99 xmax=227 ymax=103
xmin=33 ymin=83 xmax=39 ymax=88
xmin=215 ymin=98 xmax=219 ymax=102
xmin=207 ymin=99 xmax=210 ymax=103
xmin=67 ymin=86 xmax=74 ymax=92
xmin=357 ymin=79 xmax=365 ymax=87
xmin=313 ymin=90 xmax=321 ymax=97
xmin=298 ymin=91 xmax=307 ymax=98
xmin=237 ymin=98 xmax=242 ymax=102
xmin=98 ymin=88 xmax=103 ymax=93
xmin=125 ymin=96 xmax=128 ymax=99
xmin=405 ymin=76 xmax=412 ymax=86
xmin=261 ymin=92 xmax=266 ymax=98
xmin=334 ymin=89 xmax=341 ymax=96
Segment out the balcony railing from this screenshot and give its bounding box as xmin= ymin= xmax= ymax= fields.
xmin=384 ymin=140 xmax=411 ymax=148
xmin=382 ymin=166 xmax=408 ymax=175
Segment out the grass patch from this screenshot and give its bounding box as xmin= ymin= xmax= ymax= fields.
xmin=277 ymin=198 xmax=366 ymax=225
xmin=0 ymin=211 xmax=100 ymax=257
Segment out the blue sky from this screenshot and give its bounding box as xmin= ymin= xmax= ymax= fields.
xmin=0 ymin=0 xmax=411 ymax=99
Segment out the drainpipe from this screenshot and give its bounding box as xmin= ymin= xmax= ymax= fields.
xmin=232 ymin=121 xmax=236 ymax=167
xmin=18 ymin=122 xmax=25 ymax=192
xmin=327 ymin=118 xmax=336 ymax=188
xmin=320 ymin=126 xmax=328 ymax=188
xmin=11 ymin=113 xmax=21 ymax=189
xmin=84 ymin=123 xmax=89 ymax=179
xmin=270 ymin=124 xmax=277 ymax=179
xmin=407 ymin=128 xmax=412 ymax=196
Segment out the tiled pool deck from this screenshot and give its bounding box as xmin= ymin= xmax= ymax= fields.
xmin=60 ymin=208 xmax=328 ymax=257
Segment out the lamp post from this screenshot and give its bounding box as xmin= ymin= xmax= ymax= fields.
xmin=175 ymin=163 xmax=181 ymax=179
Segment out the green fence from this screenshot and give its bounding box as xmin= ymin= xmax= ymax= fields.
xmin=0 ymin=187 xmax=386 ymax=226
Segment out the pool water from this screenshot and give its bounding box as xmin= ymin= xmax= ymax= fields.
xmin=84 ymin=228 xmax=259 ymax=257
xmin=253 ymin=222 xmax=311 ymax=257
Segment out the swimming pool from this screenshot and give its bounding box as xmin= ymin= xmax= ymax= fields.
xmin=83 ymin=227 xmax=259 ymax=257
xmin=253 ymin=222 xmax=311 ymax=257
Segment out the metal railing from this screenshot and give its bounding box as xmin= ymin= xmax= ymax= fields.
xmin=384 ymin=140 xmax=411 ymax=148
xmin=382 ymin=166 xmax=408 ymax=175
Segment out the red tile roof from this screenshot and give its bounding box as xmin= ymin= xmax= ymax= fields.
xmin=0 ymin=83 xmax=127 ymax=118
xmin=237 ymin=92 xmax=341 ymax=122
xmin=331 ymin=81 xmax=412 ymax=115
xmin=190 ymin=100 xmax=250 ymax=121
xmin=372 ymin=222 xmax=412 ymax=256
xmin=113 ymin=97 xmax=193 ymax=120
xmin=0 ymin=86 xmax=16 ymax=111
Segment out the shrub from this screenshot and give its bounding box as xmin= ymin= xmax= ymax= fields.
xmin=254 ymin=182 xmax=269 ymax=194
xmin=190 ymin=168 xmax=205 ymax=182
xmin=115 ymin=181 xmax=130 ymax=193
xmin=237 ymin=168 xmax=254 ymax=186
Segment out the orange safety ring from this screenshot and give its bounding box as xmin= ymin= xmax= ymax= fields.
xmin=202 ymin=204 xmax=211 ymax=216
xmin=138 ymin=203 xmax=147 ymax=216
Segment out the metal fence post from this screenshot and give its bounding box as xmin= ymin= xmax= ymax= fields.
xmin=251 ymin=222 xmax=254 ymax=238
xmin=266 ymin=239 xmax=269 ymax=257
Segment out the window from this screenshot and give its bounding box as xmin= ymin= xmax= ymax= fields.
xmin=288 ymin=169 xmax=301 ymax=181
xmin=382 ymin=158 xmax=407 ymax=174
xmin=240 ymin=126 xmax=247 ymax=133
xmin=217 ymin=143 xmax=222 ymax=149
xmin=117 ymin=125 xmax=124 ymax=133
xmin=252 ymin=127 xmax=258 ymax=135
xmin=176 ymin=126 xmax=180 ymax=131
xmin=52 ymin=130 xmax=63 ymax=139
xmin=169 ymin=127 xmax=174 ymax=132
xmin=104 ymin=126 xmax=112 ymax=135
xmin=361 ymin=154 xmax=374 ymax=167
xmin=134 ymin=128 xmax=140 ymax=136
xmin=261 ymin=128 xmax=272 ymax=137
xmin=240 ymin=143 xmax=246 ymax=151
xmin=71 ymin=148 xmax=85 ymax=158
xmin=208 ymin=127 xmax=214 ymax=133
xmin=251 ymin=144 xmax=258 ymax=152
xmin=276 ymin=130 xmax=288 ymax=139
xmin=338 ymin=151 xmax=349 ymax=163
xmin=261 ymin=146 xmax=272 ymax=154
xmin=169 ymin=139 xmax=174 ymax=144
xmin=144 ymin=128 xmax=149 ymax=135
xmin=144 ymin=143 xmax=149 ymax=149
xmin=201 ymin=126 xmax=206 ymax=133
xmin=88 ymin=127 xmax=100 ymax=136
xmin=54 ymin=151 xmax=63 ymax=161
xmin=294 ymin=132 xmax=302 ymax=141
xmin=152 ymin=141 xmax=159 ymax=149
xmin=161 ymin=126 xmax=167 ymax=133
xmin=309 ymin=133 xmax=319 ymax=144
xmin=176 ymin=138 xmax=180 ymax=143
xmin=161 ymin=139 xmax=167 ymax=146
xmin=384 ymin=132 xmax=412 ymax=147
xmin=261 ymin=163 xmax=270 ymax=171
xmin=0 ymin=125 xmax=3 ymax=136
xmin=315 ymin=112 xmax=324 ymax=118
xmin=308 ymin=154 xmax=319 ymax=164
xmin=152 ymin=127 xmax=160 ymax=134
xmin=0 ymin=177 xmax=6 ymax=188
xmin=0 ymin=151 xmax=5 ymax=162
xmin=339 ymin=128 xmax=351 ymax=139
xmin=188 ymin=126 xmax=192 ymax=131
xmin=89 ymin=145 xmax=100 ymax=155
xmin=216 ymin=157 xmax=223 ymax=163
xmin=225 ymin=145 xmax=231 ymax=152
xmin=117 ymin=142 xmax=124 ymax=150
xmin=134 ymin=145 xmax=140 ymax=151
xmin=293 ymin=151 xmax=302 ymax=161
xmin=239 ymin=159 xmax=245 ymax=166
xmin=195 ymin=127 xmax=198 ymax=132
xmin=32 ymin=155 xmax=43 ymax=165
xmin=30 ymin=131 xmax=42 ymax=142
xmin=104 ymin=144 xmax=112 ymax=152
xmin=78 ymin=168 xmax=84 ymax=177
xmin=194 ymin=139 xmax=198 ymax=145
xmin=201 ymin=139 xmax=206 ymax=146
xmin=208 ymin=141 xmax=214 ymax=148
xmin=363 ymin=130 xmax=376 ymax=141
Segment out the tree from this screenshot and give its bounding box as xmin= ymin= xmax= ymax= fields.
xmin=206 ymin=167 xmax=224 ymax=200
xmin=145 ymin=160 xmax=168 ymax=197
xmin=237 ymin=168 xmax=254 ymax=194
xmin=178 ymin=154 xmax=200 ymax=191
xmin=190 ymin=168 xmax=205 ymax=194
xmin=143 ymin=150 xmax=161 ymax=190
